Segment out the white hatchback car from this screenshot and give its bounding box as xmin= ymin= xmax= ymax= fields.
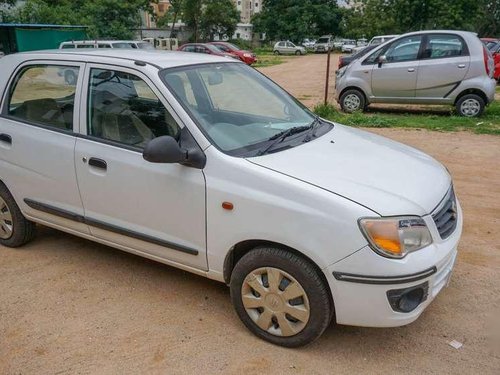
xmin=0 ymin=50 xmax=462 ymax=347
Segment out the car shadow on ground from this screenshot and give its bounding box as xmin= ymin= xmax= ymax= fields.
xmin=365 ymin=104 xmax=453 ymax=116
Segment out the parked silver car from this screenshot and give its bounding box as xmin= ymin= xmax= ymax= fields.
xmin=335 ymin=30 xmax=496 ymax=117
xmin=273 ymin=41 xmax=306 ymax=55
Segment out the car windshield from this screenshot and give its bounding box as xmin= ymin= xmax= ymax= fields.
xmin=138 ymin=42 xmax=155 ymax=50
xmin=317 ymin=38 xmax=329 ymax=44
xmin=205 ymin=44 xmax=223 ymax=53
xmin=160 ymin=63 xmax=324 ymax=157
xmin=112 ymin=42 xmax=133 ymax=49
xmin=223 ymin=43 xmax=240 ymax=51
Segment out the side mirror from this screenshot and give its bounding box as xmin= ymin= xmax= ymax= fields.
xmin=143 ymin=136 xmax=187 ymax=164
xmin=208 ymin=71 xmax=223 ymax=85
xmin=378 ymin=55 xmax=387 ymax=67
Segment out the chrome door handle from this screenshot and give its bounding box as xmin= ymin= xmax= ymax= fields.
xmin=0 ymin=133 xmax=12 ymax=144
xmin=458 ymin=64 xmax=466 ymax=68
xmin=407 ymin=68 xmax=415 ymax=72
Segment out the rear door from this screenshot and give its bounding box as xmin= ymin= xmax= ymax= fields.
xmin=0 ymin=61 xmax=88 ymax=234
xmin=370 ymin=35 xmax=423 ymax=98
xmin=416 ymin=33 xmax=471 ymax=98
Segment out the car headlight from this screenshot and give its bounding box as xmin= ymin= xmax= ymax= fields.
xmin=358 ymin=216 xmax=433 ymax=258
xmin=243 ymin=53 xmax=252 ymax=58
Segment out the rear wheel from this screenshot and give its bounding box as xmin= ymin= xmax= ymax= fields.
xmin=456 ymin=94 xmax=484 ymax=117
xmin=230 ymin=247 xmax=332 ymax=347
xmin=0 ymin=184 xmax=36 ymax=247
xmin=340 ymin=89 xmax=366 ymax=113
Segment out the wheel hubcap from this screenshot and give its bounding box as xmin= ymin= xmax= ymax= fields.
xmin=0 ymin=197 xmax=13 ymax=239
xmin=343 ymin=94 xmax=361 ymax=111
xmin=241 ymin=267 xmax=310 ymax=337
xmin=460 ymin=99 xmax=480 ymax=117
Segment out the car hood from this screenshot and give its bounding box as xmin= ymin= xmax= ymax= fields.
xmin=248 ymin=124 xmax=451 ymax=216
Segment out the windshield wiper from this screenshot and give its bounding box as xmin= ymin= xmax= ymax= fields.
xmin=303 ymin=116 xmax=322 ymax=142
xmin=256 ymin=125 xmax=311 ymax=156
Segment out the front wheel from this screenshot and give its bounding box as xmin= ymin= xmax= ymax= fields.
xmin=230 ymin=247 xmax=333 ymax=347
xmin=340 ymin=89 xmax=366 ymax=113
xmin=295 ymin=50 xmax=301 ymax=56
xmin=273 ymin=50 xmax=280 ymax=55
xmin=456 ymin=94 xmax=485 ymax=117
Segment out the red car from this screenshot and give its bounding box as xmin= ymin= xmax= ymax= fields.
xmin=178 ymin=43 xmax=238 ymax=60
xmin=208 ymin=42 xmax=257 ymax=65
xmin=481 ymin=37 xmax=499 ymax=50
xmin=489 ymin=41 xmax=500 ymax=82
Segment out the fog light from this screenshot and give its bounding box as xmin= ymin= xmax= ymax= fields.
xmin=387 ymin=282 xmax=429 ymax=313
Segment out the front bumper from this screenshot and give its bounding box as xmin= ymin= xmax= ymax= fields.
xmin=324 ymin=201 xmax=462 ymax=328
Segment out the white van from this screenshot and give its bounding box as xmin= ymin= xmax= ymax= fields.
xmin=60 ymin=40 xmax=155 ymax=50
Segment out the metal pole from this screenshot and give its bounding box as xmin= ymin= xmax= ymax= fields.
xmin=324 ymin=46 xmax=331 ymax=106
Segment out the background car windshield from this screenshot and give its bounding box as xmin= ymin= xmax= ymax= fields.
xmin=161 ymin=63 xmax=314 ymax=155
xmin=112 ymin=42 xmax=132 ymax=49
xmin=317 ymin=38 xmax=329 ymax=44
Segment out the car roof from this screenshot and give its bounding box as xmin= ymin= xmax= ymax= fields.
xmin=61 ymin=40 xmax=146 ymax=44
xmin=14 ymin=49 xmax=233 ymax=68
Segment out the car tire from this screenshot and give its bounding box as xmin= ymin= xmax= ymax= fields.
xmin=274 ymin=50 xmax=280 ymax=55
xmin=295 ymin=50 xmax=301 ymax=56
xmin=0 ymin=183 xmax=36 ymax=248
xmin=230 ymin=247 xmax=333 ymax=348
xmin=456 ymin=94 xmax=485 ymax=117
xmin=340 ymin=89 xmax=366 ymax=113
xmin=64 ymin=70 xmax=76 ymax=85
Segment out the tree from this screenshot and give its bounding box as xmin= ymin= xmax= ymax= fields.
xmin=82 ymin=0 xmax=154 ymax=39
xmin=157 ymin=0 xmax=184 ymax=38
xmin=5 ymin=0 xmax=156 ymax=40
xmin=200 ymin=0 xmax=239 ymax=40
xmin=252 ymin=0 xmax=342 ymax=43
xmin=183 ymin=0 xmax=203 ymax=41
xmin=341 ymin=0 xmax=498 ymax=38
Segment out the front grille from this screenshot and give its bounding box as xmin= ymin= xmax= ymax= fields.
xmin=432 ymin=187 xmax=458 ymax=239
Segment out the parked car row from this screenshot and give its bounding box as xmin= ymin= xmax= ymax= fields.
xmin=335 ymin=30 xmax=496 ymax=117
xmin=485 ymin=39 xmax=500 ymax=81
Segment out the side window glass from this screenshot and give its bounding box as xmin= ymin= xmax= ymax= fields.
xmin=88 ymin=69 xmax=180 ymax=148
xmin=384 ymin=36 xmax=422 ymax=62
xmin=8 ymin=65 xmax=79 ymax=130
xmin=278 ymin=42 xmax=285 ymax=47
xmin=423 ymin=35 xmax=465 ymax=59
xmin=61 ymin=44 xmax=75 ymax=49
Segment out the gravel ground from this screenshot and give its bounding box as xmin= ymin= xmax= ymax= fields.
xmin=1 ymin=54 xmax=499 ymax=375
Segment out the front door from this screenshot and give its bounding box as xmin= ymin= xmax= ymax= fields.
xmin=74 ymin=65 xmax=207 ymax=270
xmin=416 ymin=33 xmax=471 ymax=98
xmin=371 ymin=35 xmax=423 ymax=98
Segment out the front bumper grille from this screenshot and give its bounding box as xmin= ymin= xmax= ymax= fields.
xmin=432 ymin=187 xmax=458 ymax=239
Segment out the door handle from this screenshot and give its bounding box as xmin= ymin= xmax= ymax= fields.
xmin=88 ymin=157 xmax=107 ymax=170
xmin=407 ymin=68 xmax=415 ymax=72
xmin=457 ymin=64 xmax=466 ymax=68
xmin=0 ymin=133 xmax=12 ymax=144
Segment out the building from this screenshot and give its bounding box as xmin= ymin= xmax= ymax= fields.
xmin=232 ymin=0 xmax=263 ymax=41
xmin=141 ymin=0 xmax=171 ymax=29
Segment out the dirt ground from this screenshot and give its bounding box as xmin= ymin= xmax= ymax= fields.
xmin=1 ymin=54 xmax=500 ymax=375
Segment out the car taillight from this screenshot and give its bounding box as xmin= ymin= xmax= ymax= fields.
xmin=483 ymin=46 xmax=492 ymax=77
